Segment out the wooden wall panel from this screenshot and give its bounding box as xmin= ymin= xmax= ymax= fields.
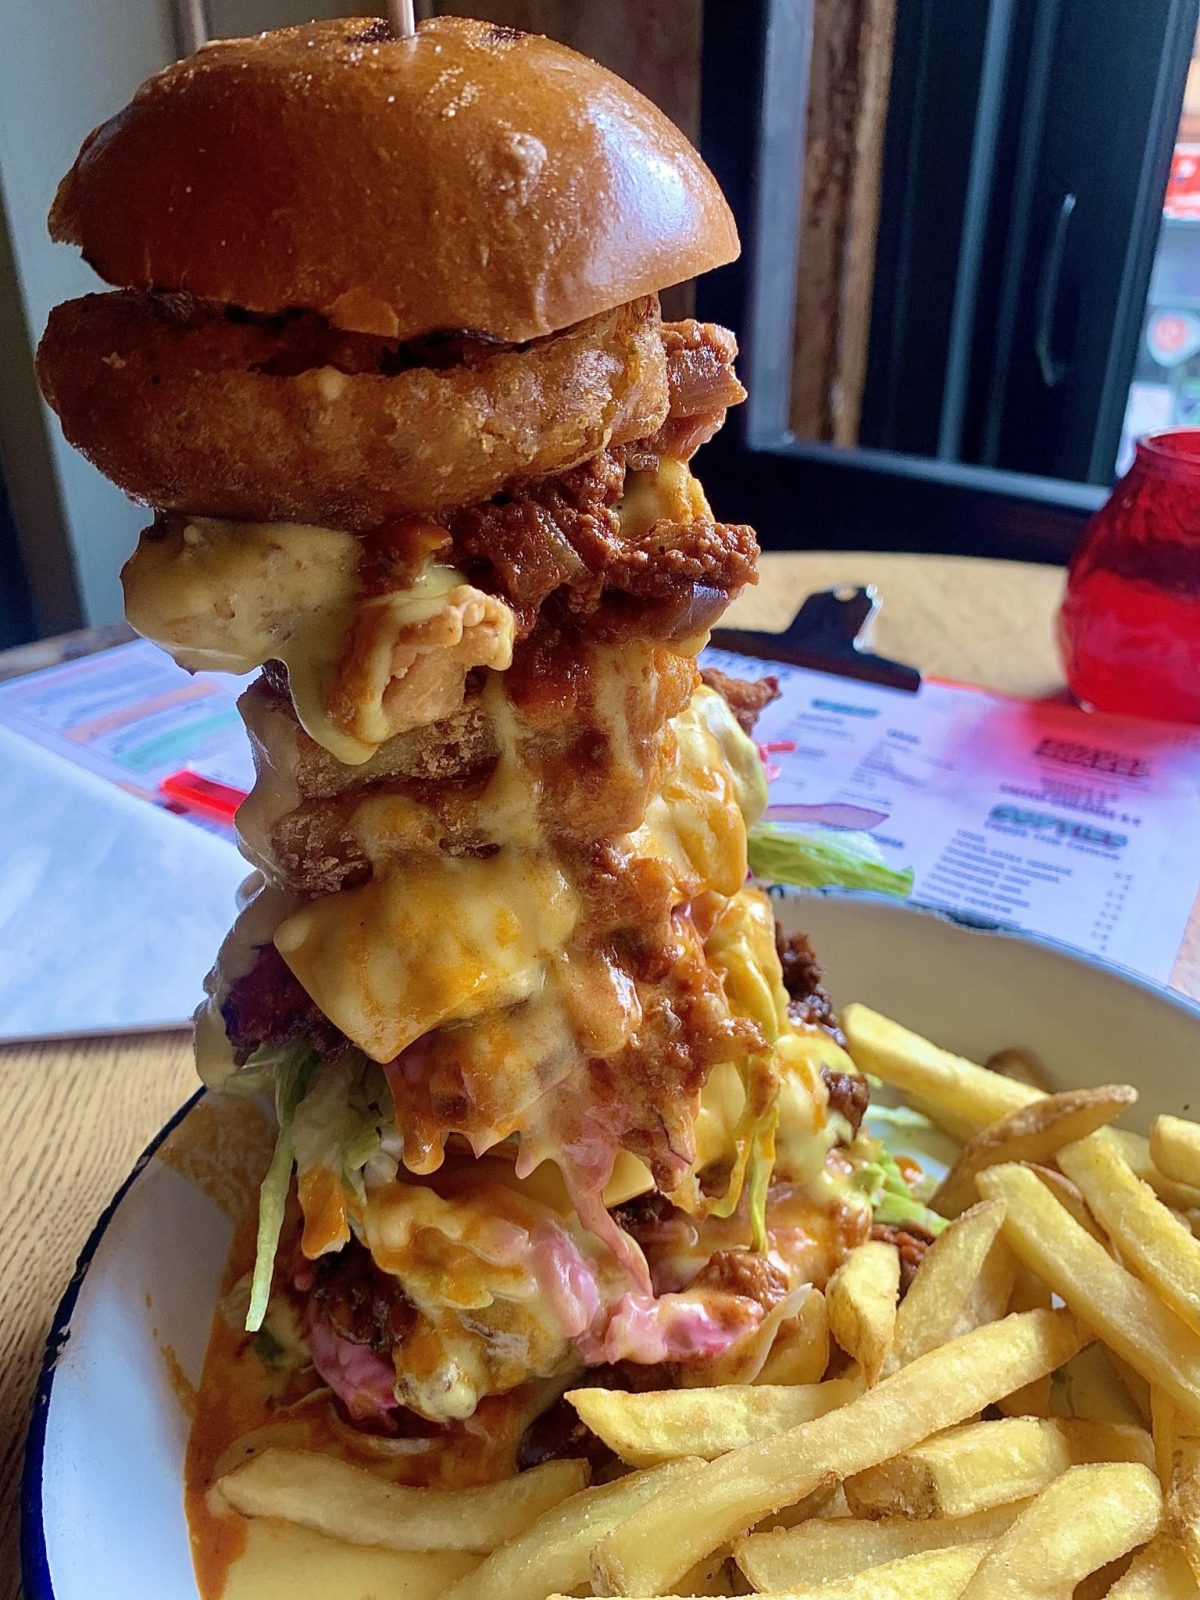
xmin=790 ymin=0 xmax=896 ymax=446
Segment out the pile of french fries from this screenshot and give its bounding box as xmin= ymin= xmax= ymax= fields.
xmin=212 ymin=1002 xmax=1200 ymax=1600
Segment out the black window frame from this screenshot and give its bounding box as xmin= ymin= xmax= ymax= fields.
xmin=694 ymin=0 xmax=1196 ymax=562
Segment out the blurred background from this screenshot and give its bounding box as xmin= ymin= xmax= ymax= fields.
xmin=1 ymin=0 xmax=1197 ymax=644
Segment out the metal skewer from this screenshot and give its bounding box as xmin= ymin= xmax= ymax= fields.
xmin=386 ymin=0 xmax=417 ymax=39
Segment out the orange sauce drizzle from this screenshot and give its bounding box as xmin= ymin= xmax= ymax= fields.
xmin=185 ymin=1212 xmax=532 ymax=1598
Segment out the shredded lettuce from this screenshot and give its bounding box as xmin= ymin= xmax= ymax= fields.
xmin=851 ymin=1146 xmax=948 ymax=1237
xmin=293 ymin=1059 xmax=372 ymax=1186
xmin=246 ymin=1045 xmax=318 ymax=1333
xmin=748 ymin=823 xmax=913 ymax=897
xmin=863 ymin=1103 xmax=940 ymax=1134
xmin=746 ymin=1112 xmax=777 ymax=1253
xmin=292 ymin=1056 xmax=386 ymax=1225
xmin=216 ymin=1051 xmax=280 ymax=1098
xmin=874 ymin=1189 xmax=948 ymax=1234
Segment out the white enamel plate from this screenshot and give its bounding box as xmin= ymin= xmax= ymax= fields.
xmin=23 ymin=893 xmax=1200 ymax=1598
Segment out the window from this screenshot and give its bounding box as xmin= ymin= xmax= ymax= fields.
xmin=695 ymin=0 xmax=1199 ymax=559
xmin=1117 ymin=19 xmax=1200 ymax=469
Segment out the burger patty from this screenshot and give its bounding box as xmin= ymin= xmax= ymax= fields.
xmin=445 ymin=445 xmax=758 ymax=644
xmin=776 ymin=926 xmax=846 ymax=1041
xmin=223 ymin=943 xmax=349 ymax=1064
xmin=309 ymin=1237 xmax=417 ymax=1354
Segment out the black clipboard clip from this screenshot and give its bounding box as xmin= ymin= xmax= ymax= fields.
xmin=710 ymin=585 xmax=922 ymax=694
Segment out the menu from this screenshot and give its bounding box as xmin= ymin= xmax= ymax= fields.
xmin=0 ymin=639 xmax=254 ymax=807
xmin=702 ymin=648 xmax=1200 ymax=985
xmin=2 ymin=638 xmax=1198 ymax=997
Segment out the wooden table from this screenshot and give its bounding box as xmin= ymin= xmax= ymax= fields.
xmin=0 ymin=551 xmax=1190 ymax=1597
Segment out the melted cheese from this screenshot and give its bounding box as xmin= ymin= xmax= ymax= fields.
xmin=618 ymin=456 xmax=711 ymax=539
xmin=274 ymin=853 xmax=579 ymax=1063
xmin=122 ymin=517 xmax=513 ymax=765
xmin=631 ymin=687 xmax=766 ymax=898
xmin=475 ymin=673 xmax=545 ymax=852
xmin=360 ymin=1175 xmax=622 ymax=1420
xmin=264 ymin=680 xmax=760 ymax=1072
xmin=702 ymin=885 xmax=851 ymax=1183
xmin=491 ymin=887 xmax=844 ymax=1215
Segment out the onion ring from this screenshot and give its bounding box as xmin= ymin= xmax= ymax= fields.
xmin=36 ymin=292 xmax=668 ymax=529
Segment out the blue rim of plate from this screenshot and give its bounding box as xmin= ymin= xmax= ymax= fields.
xmin=19 ymin=897 xmax=1200 ymax=1597
xmin=20 ymin=1086 xmax=203 ymax=1600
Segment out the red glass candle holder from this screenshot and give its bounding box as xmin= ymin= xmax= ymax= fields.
xmin=1058 ymin=428 xmax=1200 ymax=723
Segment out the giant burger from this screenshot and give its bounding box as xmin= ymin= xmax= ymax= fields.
xmin=36 ymin=16 xmax=920 ymax=1518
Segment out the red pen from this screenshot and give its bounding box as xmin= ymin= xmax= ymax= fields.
xmin=160 ymin=768 xmax=248 ymax=825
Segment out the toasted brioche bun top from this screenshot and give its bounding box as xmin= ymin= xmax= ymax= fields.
xmin=49 ymin=15 xmax=738 ymax=342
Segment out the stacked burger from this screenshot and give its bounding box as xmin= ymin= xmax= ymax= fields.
xmin=37 ymin=17 xmax=874 ymax=1473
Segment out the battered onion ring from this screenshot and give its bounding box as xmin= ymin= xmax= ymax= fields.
xmin=36 ymin=292 xmax=669 ymax=529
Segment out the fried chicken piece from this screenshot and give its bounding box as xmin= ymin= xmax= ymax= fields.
xmin=699 ymin=666 xmax=781 ymax=735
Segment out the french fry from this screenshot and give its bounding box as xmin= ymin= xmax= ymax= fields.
xmin=755 ymin=1286 xmax=830 ymax=1386
xmin=976 ymin=1164 xmax=1200 ymax=1421
xmin=590 ymin=1308 xmax=1087 ymax=1596
xmin=756 ymin=1477 xmax=846 ymax=1532
xmin=1048 ymin=1344 xmax=1147 ymax=1427
xmin=735 ymin=1506 xmax=1026 ymax=1589
xmin=962 ymin=1242 xmax=1029 ymax=1411
xmin=1110 ymin=1127 xmax=1200 ymax=1213
xmin=1026 ymin=1164 xmax=1108 ymax=1245
xmin=843 ymin=1007 xmax=1199 ymax=1209
xmin=1152 ymin=1390 xmax=1200 ymax=1586
xmin=216 ymin=1449 xmax=587 ymax=1553
xmin=827 ymin=1241 xmax=901 ymax=1385
xmin=438 ymin=1457 xmax=705 ymax=1600
xmin=1153 ymin=1116 xmax=1200 ymax=1194
xmin=955 ymin=1462 xmax=1162 ymax=1598
xmin=957 ymin=1236 xmax=1020 ymax=1336
xmin=841 ymin=1006 xmax=1038 ymax=1138
xmin=581 ymin=1544 xmax=993 ymax=1600
xmin=844 ymin=1007 xmax=1197 ymax=1211
xmin=566 ymin=1378 xmax=861 ymax=1468
xmin=887 ymin=1201 xmax=1007 ymax=1373
xmin=996 ymin=1375 xmax=1053 ymax=1420
xmin=931 ymin=1086 xmax=1135 ymax=1218
xmin=1105 ymin=1534 xmax=1199 ymax=1598
xmin=1108 ymin=1349 xmax=1156 ymax=1426
xmin=674 ymin=1549 xmax=737 ymax=1597
xmin=220 ymin=1518 xmax=479 ymax=1600
xmin=843 ymin=1417 xmax=1153 ymax=1519
xmin=998 ymin=1286 xmax=1056 ymax=1427
xmin=1059 ymin=1132 xmax=1200 ymax=1338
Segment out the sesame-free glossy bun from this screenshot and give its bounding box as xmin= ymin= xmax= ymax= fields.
xmin=49 ymin=15 xmax=739 ymax=341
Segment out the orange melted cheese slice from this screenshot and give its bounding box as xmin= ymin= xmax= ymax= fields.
xmin=631 ymin=686 xmax=766 ymax=898
xmin=269 ymin=685 xmax=766 ymax=1069
xmin=275 ymin=853 xmax=579 ymax=1063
